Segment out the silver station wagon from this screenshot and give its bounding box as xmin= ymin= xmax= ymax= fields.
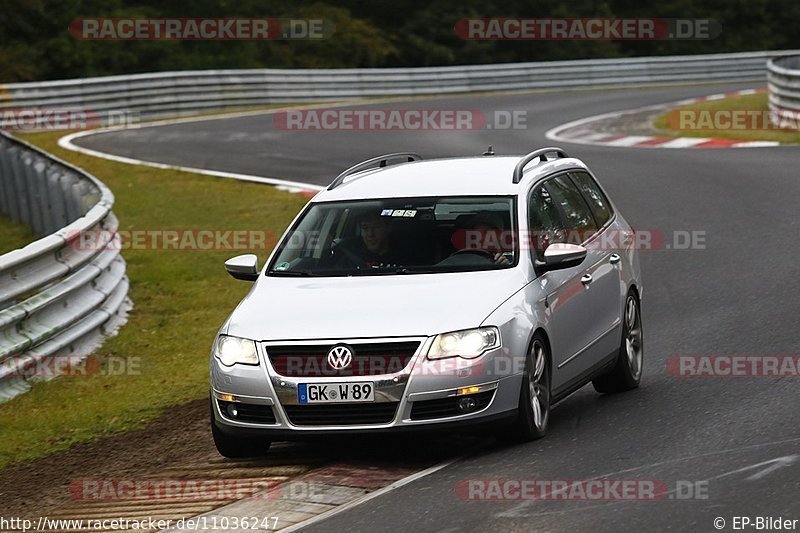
xmin=210 ymin=147 xmax=643 ymax=457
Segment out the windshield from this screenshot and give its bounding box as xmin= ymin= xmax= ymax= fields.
xmin=267 ymin=196 xmax=517 ymax=276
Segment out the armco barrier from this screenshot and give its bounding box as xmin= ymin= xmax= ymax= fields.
xmin=1 ymin=50 xmax=798 ymax=122
xmin=0 ymin=131 xmax=131 ymax=401
xmin=767 ymin=55 xmax=800 ymax=128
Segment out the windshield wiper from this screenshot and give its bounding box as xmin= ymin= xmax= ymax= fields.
xmin=394 ymin=267 xmax=441 ymax=274
xmin=269 ymin=267 xmax=442 ymax=276
xmin=268 ymin=270 xmax=319 ymax=276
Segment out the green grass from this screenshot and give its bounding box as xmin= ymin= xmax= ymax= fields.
xmin=0 ymin=214 xmax=37 ymax=255
xmin=0 ymin=131 xmax=308 ymax=468
xmin=653 ymin=93 xmax=800 ymax=144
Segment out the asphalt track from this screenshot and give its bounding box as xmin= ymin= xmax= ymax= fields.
xmin=75 ymin=82 xmax=800 ymax=532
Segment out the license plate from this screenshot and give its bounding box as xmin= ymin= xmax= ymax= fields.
xmin=298 ymin=382 xmax=374 ymax=404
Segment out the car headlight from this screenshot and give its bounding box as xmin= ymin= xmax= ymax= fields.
xmin=427 ymin=327 xmax=500 ymax=360
xmin=214 ymin=335 xmax=259 ymax=366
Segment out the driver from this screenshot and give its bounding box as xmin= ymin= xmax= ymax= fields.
xmin=330 ymin=212 xmax=405 ymax=268
xmin=358 ymin=213 xmax=398 ymax=267
xmin=457 ymin=211 xmax=511 ymax=265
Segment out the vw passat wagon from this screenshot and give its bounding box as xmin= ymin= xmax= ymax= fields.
xmin=210 ymin=147 xmax=643 ymax=457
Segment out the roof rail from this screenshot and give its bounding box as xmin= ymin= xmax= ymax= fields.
xmin=512 ymin=147 xmax=569 ymax=184
xmin=328 ymin=152 xmax=422 ymax=190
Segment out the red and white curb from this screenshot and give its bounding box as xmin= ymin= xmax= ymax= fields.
xmin=546 ymin=88 xmax=782 ymax=149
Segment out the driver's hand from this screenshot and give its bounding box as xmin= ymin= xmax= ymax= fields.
xmin=493 ymin=252 xmax=511 ymax=265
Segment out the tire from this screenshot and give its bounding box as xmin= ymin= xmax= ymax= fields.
xmin=498 ymin=334 xmax=551 ymax=443
xmin=592 ymin=290 xmax=643 ymax=394
xmin=210 ymin=398 xmax=272 ymax=458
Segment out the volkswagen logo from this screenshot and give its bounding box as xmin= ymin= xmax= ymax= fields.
xmin=327 ymin=345 xmax=353 ymax=370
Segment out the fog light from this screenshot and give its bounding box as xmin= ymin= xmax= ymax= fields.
xmin=457 ymin=396 xmax=478 ymax=413
xmin=226 ymin=403 xmax=238 ymax=418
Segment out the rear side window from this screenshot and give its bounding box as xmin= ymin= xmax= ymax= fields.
xmin=546 ymin=174 xmax=598 ymax=243
xmin=528 ymin=184 xmax=566 ymax=261
xmin=570 ymin=171 xmax=613 ymax=227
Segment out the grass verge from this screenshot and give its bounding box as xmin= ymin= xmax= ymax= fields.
xmin=0 ymin=214 xmax=37 ymax=255
xmin=653 ymin=92 xmax=800 ymax=144
xmin=0 ymin=130 xmax=308 ymax=469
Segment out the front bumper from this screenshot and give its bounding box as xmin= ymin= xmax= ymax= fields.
xmin=210 ymin=336 xmax=523 ymax=436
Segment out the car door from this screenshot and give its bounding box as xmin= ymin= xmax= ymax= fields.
xmin=526 ymin=180 xmax=597 ymax=392
xmin=546 ymin=173 xmax=622 ymax=380
xmin=568 ymin=170 xmax=624 ymax=359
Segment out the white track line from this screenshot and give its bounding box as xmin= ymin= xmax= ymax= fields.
xmin=655 ymin=137 xmax=711 ymax=148
xmin=603 ymin=135 xmax=655 ymax=147
xmin=732 ymin=140 xmax=781 ymax=147
xmin=281 ymin=454 xmax=464 ymax=532
xmin=56 ymin=105 xmax=363 ymax=193
xmin=570 ymin=131 xmax=617 ymax=142
xmin=58 ymin=96 xmax=451 ymax=194
xmin=60 ymin=130 xmax=324 ymax=194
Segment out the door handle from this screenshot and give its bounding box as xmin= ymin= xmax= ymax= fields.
xmin=609 ymin=253 xmax=621 ymax=265
xmin=581 ymin=274 xmax=593 ymax=285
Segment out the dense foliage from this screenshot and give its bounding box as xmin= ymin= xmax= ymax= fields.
xmin=1 ymin=0 xmax=798 ymax=82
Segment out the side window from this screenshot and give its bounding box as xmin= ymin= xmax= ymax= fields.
xmin=570 ymin=171 xmax=613 ymax=227
xmin=546 ymin=174 xmax=599 ymax=243
xmin=528 ymin=184 xmax=565 ymax=261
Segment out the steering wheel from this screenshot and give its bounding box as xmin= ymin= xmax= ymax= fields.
xmin=450 ymin=248 xmax=496 ymax=260
xmin=329 ymin=242 xmax=367 ymax=266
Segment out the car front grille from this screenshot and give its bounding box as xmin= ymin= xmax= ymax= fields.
xmin=410 ymin=391 xmax=495 ymax=420
xmin=282 ymin=402 xmax=399 ymax=426
xmin=218 ymin=400 xmax=277 ymax=424
xmin=266 ymin=341 xmax=420 ymax=377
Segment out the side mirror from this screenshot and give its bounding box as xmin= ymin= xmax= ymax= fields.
xmin=536 ymin=243 xmax=587 ymax=272
xmin=224 ymin=254 xmax=259 ymax=281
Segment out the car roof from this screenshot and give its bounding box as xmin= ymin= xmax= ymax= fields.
xmin=311 ymin=156 xmax=590 ymax=202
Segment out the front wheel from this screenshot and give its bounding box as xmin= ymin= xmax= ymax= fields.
xmin=593 ymin=291 xmax=643 ymax=394
xmin=498 ymin=334 xmax=551 ymax=443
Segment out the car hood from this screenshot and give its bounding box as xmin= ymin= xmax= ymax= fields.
xmin=224 ymin=269 xmax=528 ymax=341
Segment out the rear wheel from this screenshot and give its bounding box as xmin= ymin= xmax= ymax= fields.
xmin=499 ymin=334 xmax=550 ymax=443
xmin=210 ymin=398 xmax=271 ymax=458
xmin=592 ymin=291 xmax=643 ymax=393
